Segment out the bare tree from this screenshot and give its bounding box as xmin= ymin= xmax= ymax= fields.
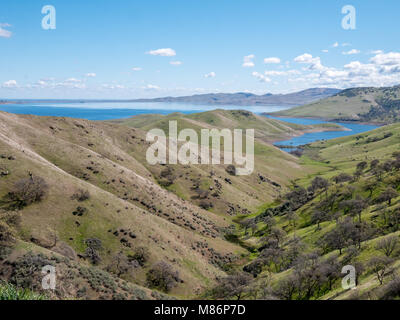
xmin=213 ymin=272 xmax=253 ymax=300
xmin=8 ymin=176 xmax=48 ymax=208
xmin=376 ymin=235 xmax=399 ymax=257
xmin=368 ymin=256 xmax=393 ymax=285
xmin=146 ymin=261 xmax=180 ymax=293
xmin=377 ymin=187 xmax=399 ymax=206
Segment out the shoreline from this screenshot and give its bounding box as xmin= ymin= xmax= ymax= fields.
xmin=263 ymin=113 xmax=386 ymax=127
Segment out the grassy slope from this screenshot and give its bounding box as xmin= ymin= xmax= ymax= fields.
xmin=0 ymin=111 xmax=247 ymax=298
xmin=110 ymin=109 xmax=345 ymax=214
xmin=274 ymin=86 xmax=400 ymax=124
xmin=238 ymin=123 xmax=400 ymax=300
xmin=0 ymin=109 xmax=380 ymax=300
xmin=111 ymin=109 xmax=344 ymax=143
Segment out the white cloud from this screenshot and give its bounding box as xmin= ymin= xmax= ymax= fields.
xmin=170 ymin=61 xmax=182 ymax=66
xmin=294 ymin=53 xmax=325 ymax=71
xmin=343 ymin=49 xmax=360 ymax=55
xmin=252 ymin=72 xmax=271 ymax=83
xmin=264 ymin=70 xmax=300 ymax=76
xmin=263 ymin=57 xmax=281 ymax=64
xmin=146 ymin=48 xmax=176 ymax=57
xmin=370 ymin=52 xmax=400 ymax=66
xmin=142 ymin=84 xmax=160 ymax=90
xmin=294 ymin=53 xmax=314 ymax=63
xmin=264 ymin=71 xmax=286 ymax=76
xmin=2 ymin=80 xmax=17 ymax=88
xmin=204 ymin=72 xmax=216 ymax=78
xmin=288 ymin=50 xmax=400 ymax=89
xmin=64 ymin=78 xmax=82 ymax=83
xmin=332 ymin=42 xmax=339 ymax=48
xmin=242 ymin=54 xmax=255 ymax=68
xmin=85 ymin=73 xmax=96 ymax=77
xmin=322 ymin=49 xmax=329 ymax=53
xmin=0 ymin=23 xmax=12 ymax=38
xmin=132 ymin=67 xmax=142 ymax=71
xmin=101 ymin=84 xmax=125 ymax=90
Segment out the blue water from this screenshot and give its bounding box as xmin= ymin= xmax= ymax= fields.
xmin=0 ymin=102 xmax=378 ymax=151
xmin=0 ymin=102 xmax=290 ymax=121
xmin=267 ymin=116 xmax=379 ymax=152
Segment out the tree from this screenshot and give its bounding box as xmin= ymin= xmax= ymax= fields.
xmin=332 ymin=173 xmax=353 ymax=184
xmin=353 ymin=169 xmax=363 ymax=181
xmin=368 ymin=256 xmax=393 ymax=285
xmin=108 ymin=251 xmax=135 ymax=277
xmin=85 ymin=238 xmax=103 ymax=265
xmin=259 ymin=246 xmax=285 ymax=272
xmin=269 ymin=227 xmax=287 ymax=247
xmin=383 ymin=160 xmax=395 ymax=173
xmin=370 ymin=159 xmax=380 ymax=170
xmin=339 ymin=197 xmax=368 ymax=223
xmin=357 ymin=161 xmax=368 ymax=172
xmin=71 ymin=189 xmax=90 ymax=201
xmin=319 ymin=255 xmax=341 ymax=291
xmin=363 ymin=179 xmax=377 ymax=198
xmin=146 ymin=261 xmax=180 ymax=293
xmin=377 ymin=187 xmax=399 ymax=206
xmin=376 ymin=235 xmax=399 ymax=257
xmin=321 ymin=218 xmax=356 ymax=254
xmin=7 ymin=176 xmax=48 ymax=208
xmin=130 ymin=246 xmax=150 ymax=267
xmin=311 ymin=210 xmax=329 ymax=230
xmin=274 ymin=273 xmax=299 ymax=300
xmin=213 ymin=272 xmax=253 ymax=300
xmin=310 ymin=177 xmax=330 ymax=197
xmin=293 ymin=251 xmax=324 ymax=299
xmin=286 ymin=211 xmax=299 ymax=228
xmin=0 ymin=221 xmax=15 ymax=247
xmin=262 ymin=216 xmax=276 ymax=232
xmin=373 ymin=166 xmax=385 ymax=181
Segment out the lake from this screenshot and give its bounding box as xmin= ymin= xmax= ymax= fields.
xmin=0 ymin=102 xmax=290 ymax=120
xmin=267 ymin=116 xmax=379 ymax=152
xmin=0 ymin=102 xmax=379 ymax=151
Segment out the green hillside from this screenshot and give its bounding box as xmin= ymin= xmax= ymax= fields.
xmin=213 ymin=123 xmax=400 ymax=300
xmin=112 ymin=109 xmax=344 ymax=143
xmin=273 ymin=85 xmax=400 ymax=124
xmin=1 ymin=109 xmax=399 ymax=300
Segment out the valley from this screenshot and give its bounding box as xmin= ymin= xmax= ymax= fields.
xmin=0 ymin=108 xmax=398 ymax=300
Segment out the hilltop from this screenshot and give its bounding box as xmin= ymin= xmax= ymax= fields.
xmin=272 ymin=85 xmax=400 ymax=124
xmin=111 ymin=109 xmax=344 ymax=144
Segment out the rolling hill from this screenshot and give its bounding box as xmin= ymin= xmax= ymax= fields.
xmin=272 ymin=85 xmax=400 ymax=124
xmin=2 ymin=108 xmax=398 ymax=300
xmin=0 ymin=109 xmax=342 ymax=299
xmin=219 ymin=123 xmax=400 ymax=300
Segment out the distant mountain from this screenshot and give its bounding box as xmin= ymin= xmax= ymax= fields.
xmin=0 ymin=88 xmax=340 ymax=107
xmin=131 ymin=88 xmax=341 ymax=106
xmin=272 ymin=85 xmax=400 ymax=124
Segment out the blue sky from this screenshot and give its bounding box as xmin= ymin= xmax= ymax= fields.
xmin=1 ymin=0 xmax=400 ymax=99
